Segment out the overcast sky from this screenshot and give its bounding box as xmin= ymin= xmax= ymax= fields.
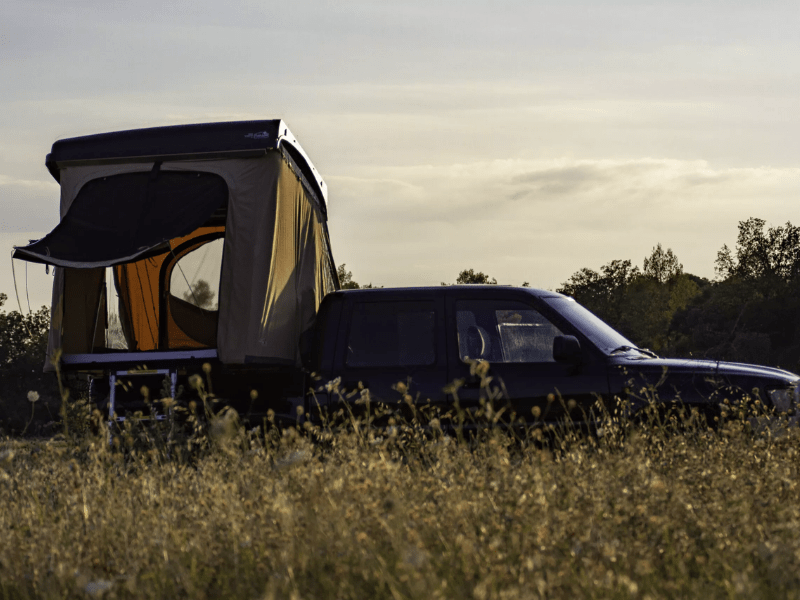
xmin=1 ymin=0 xmax=799 ymax=309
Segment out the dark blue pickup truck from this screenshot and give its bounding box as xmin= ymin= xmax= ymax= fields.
xmin=305 ymin=286 xmax=800 ymax=426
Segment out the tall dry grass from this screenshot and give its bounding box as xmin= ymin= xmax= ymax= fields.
xmin=1 ymin=379 xmax=800 ymax=599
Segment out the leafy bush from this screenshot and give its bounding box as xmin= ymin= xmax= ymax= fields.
xmin=0 ymin=294 xmax=59 ymax=435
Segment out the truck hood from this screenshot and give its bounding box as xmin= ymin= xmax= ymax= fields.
xmin=609 ymin=355 xmax=799 ymax=385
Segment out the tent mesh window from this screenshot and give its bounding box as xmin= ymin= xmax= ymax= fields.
xmin=164 ymin=235 xmax=225 ymax=349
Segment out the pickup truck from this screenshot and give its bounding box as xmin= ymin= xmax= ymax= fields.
xmin=302 ymin=285 xmax=800 ymax=427
xmin=97 ymin=284 xmax=800 ymax=428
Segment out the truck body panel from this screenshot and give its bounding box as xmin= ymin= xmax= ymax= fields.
xmin=310 ymin=287 xmax=800 ymax=427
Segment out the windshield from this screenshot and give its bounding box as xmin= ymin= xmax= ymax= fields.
xmin=542 ymin=296 xmax=635 ymax=355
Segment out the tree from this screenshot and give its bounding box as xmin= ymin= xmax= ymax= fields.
xmin=337 ymin=264 xmax=359 ymax=290
xmin=183 ymin=279 xmax=216 ymax=309
xmin=619 ymin=272 xmax=700 ymax=353
xmin=643 ymin=243 xmax=683 ymax=283
xmin=336 ymin=264 xmax=376 ymax=289
xmin=558 ymin=248 xmax=701 ymax=353
xmin=714 ymin=217 xmax=800 ymax=288
xmin=714 ymin=244 xmax=735 ymax=281
xmin=557 ymin=259 xmax=640 ymax=330
xmin=670 ymin=277 xmax=767 ymax=363
xmin=454 ymin=269 xmax=497 ymax=285
xmin=670 ymin=217 xmax=800 ymax=367
xmin=0 ymin=293 xmax=58 ymax=435
xmin=0 ymin=293 xmax=50 ymax=369
xmin=442 ymin=270 xmax=533 ymax=286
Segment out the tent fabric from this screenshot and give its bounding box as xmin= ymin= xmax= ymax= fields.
xmin=168 ymin=296 xmax=218 ymax=348
xmin=114 ymin=225 xmax=224 ymax=352
xmin=39 ymin=152 xmax=335 ymax=370
xmin=44 ymin=269 xmax=64 ymax=372
xmin=14 ymin=169 xmax=228 ymax=268
xmin=114 ymin=255 xmax=161 ymax=351
xmin=162 ymin=231 xmax=225 ymax=350
xmin=218 ymin=152 xmax=329 ymax=364
xmin=44 ymin=267 xmax=106 ymax=370
xmin=62 ymin=268 xmax=108 ymax=354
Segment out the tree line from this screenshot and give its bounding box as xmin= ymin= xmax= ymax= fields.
xmin=0 ymin=294 xmax=57 ymax=434
xmin=556 ymin=217 xmax=800 ymax=371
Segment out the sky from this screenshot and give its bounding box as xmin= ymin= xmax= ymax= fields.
xmin=1 ymin=0 xmax=799 ymax=310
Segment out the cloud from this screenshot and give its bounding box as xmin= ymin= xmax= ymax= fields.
xmin=0 ymin=174 xmax=58 ymax=190
xmin=0 ymin=175 xmax=59 ymax=232
xmin=327 ymin=158 xmax=800 ymax=289
xmin=511 ymin=164 xmax=614 ymax=195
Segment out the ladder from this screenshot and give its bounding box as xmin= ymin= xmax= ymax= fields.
xmin=108 ymin=368 xmax=178 ymax=423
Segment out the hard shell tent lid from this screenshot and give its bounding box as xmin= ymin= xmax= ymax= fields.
xmin=14 ymin=167 xmax=229 ymax=268
xmin=43 ymin=119 xmax=327 ymax=206
xmin=13 ymin=120 xmax=329 ymax=269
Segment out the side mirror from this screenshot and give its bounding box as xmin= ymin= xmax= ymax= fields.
xmin=553 ymin=335 xmax=581 ymax=363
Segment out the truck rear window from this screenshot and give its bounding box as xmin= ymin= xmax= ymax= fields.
xmin=346 ymin=301 xmax=436 ymax=367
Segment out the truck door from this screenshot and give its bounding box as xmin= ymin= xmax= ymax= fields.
xmin=329 ymin=293 xmax=448 ymax=417
xmin=445 ymin=294 xmax=609 ymax=425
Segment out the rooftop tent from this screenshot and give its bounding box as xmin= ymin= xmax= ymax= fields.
xmin=13 ymin=120 xmax=338 ymax=370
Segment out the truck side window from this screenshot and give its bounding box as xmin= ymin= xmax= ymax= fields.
xmin=456 ymin=300 xmax=563 ymax=363
xmin=346 ymin=301 xmax=436 ymax=367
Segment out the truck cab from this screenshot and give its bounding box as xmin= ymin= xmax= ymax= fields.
xmin=307 ymin=286 xmax=800 ymax=426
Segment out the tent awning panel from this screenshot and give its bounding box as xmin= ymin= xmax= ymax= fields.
xmin=13 ymin=168 xmax=227 ymax=268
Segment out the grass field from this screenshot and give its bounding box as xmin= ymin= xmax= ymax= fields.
xmin=2 ymin=394 xmax=800 ymax=599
